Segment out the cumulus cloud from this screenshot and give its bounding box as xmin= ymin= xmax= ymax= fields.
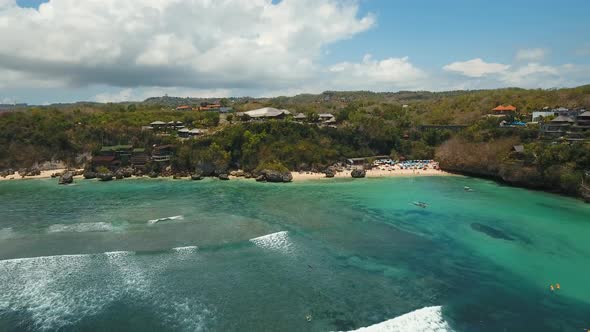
xmin=327 ymin=54 xmax=426 ymax=91
xmin=515 ymin=48 xmax=547 ymax=62
xmin=441 ymin=56 xmax=589 ymax=90
xmin=443 ymin=58 xmax=510 ymax=78
xmin=0 ymin=0 xmax=375 ymax=90
xmin=93 ymin=87 xmax=232 ymax=103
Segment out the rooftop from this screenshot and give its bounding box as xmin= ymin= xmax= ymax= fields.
xmin=100 ymin=145 xmax=133 ymax=152
xmin=492 ymin=105 xmax=517 ymax=112
xmin=245 ymin=107 xmax=291 ymax=118
xmin=552 ymin=115 xmax=574 ymax=123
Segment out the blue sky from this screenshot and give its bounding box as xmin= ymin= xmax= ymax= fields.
xmin=2 ymin=0 xmax=589 ymax=104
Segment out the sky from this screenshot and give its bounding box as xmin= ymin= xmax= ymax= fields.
xmin=1 ymin=0 xmax=589 ymax=104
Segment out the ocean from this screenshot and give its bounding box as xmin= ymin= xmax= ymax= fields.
xmin=0 ymin=176 xmax=589 ymax=331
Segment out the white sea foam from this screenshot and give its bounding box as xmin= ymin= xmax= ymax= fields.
xmin=345 ymin=306 xmax=452 ymax=332
xmin=0 ymin=249 xmax=213 ymax=331
xmin=147 ymin=215 xmax=184 ymax=225
xmin=249 ymin=231 xmax=293 ymax=253
xmin=0 ymin=227 xmax=16 ymax=239
xmin=104 ymin=250 xmax=135 ymax=258
xmin=173 ymin=246 xmax=199 ymax=253
xmin=0 ymin=253 xmax=113 ymax=330
xmin=47 ymin=222 xmax=114 ymax=233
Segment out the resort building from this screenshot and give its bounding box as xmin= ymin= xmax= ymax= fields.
xmin=540 ymin=115 xmax=574 ymax=139
xmin=567 ymin=111 xmax=590 ymax=141
xmin=178 ymin=128 xmax=207 ymax=138
xmin=152 ymin=145 xmax=175 ymax=163
xmin=294 ymin=113 xmax=307 ymax=122
xmin=199 ymin=103 xmax=222 ymax=111
xmin=131 ymin=148 xmax=149 ymax=169
xmin=150 ymin=121 xmax=167 ymax=131
xmin=91 ymin=156 xmax=119 ymax=169
xmin=175 ymin=105 xmax=192 ymax=111
xmin=241 ymin=107 xmax=292 ymax=120
xmin=319 ymin=113 xmax=336 ymax=122
xmin=491 ymin=105 xmax=517 ymax=116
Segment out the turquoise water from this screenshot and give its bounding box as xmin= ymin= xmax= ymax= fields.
xmin=0 ymin=176 xmax=589 ymax=331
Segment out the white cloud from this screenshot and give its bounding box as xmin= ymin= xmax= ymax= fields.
xmin=501 ymin=62 xmax=558 ymax=86
xmin=328 ymin=54 xmax=426 ymax=90
xmin=0 ymin=0 xmax=375 ymax=90
xmin=93 ymin=87 xmax=232 ymax=103
xmin=443 ymin=58 xmax=510 ymax=78
xmin=515 ymin=48 xmax=547 ymax=62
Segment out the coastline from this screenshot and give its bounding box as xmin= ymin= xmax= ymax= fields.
xmin=290 ymin=168 xmax=452 ymax=181
xmin=0 ymin=169 xmax=84 ymax=181
xmin=1 ymin=167 xmax=452 ymax=182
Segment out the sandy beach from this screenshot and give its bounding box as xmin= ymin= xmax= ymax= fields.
xmin=1 ymin=167 xmax=451 ymax=182
xmin=291 ymin=168 xmax=452 ymax=181
xmin=0 ymin=169 xmax=84 ymax=181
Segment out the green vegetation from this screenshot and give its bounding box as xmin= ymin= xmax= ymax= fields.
xmin=1 ymin=85 xmax=590 ymax=198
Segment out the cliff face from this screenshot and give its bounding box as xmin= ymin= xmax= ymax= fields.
xmin=436 ymin=138 xmax=585 ymax=199
xmin=581 ymin=184 xmax=590 ymax=203
xmin=436 ymin=137 xmax=518 ymax=178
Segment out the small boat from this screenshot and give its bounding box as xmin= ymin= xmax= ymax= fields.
xmin=413 ymin=201 xmax=428 ymax=208
xmin=306 ymin=314 xmax=313 ymax=322
xmin=464 ymin=186 xmax=473 ymax=192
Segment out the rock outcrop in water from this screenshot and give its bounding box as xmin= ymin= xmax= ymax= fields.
xmin=351 ymin=168 xmax=366 ymax=178
xmin=191 ymin=171 xmax=203 ymax=180
xmin=58 ymin=171 xmax=74 ymax=185
xmin=83 ymin=170 xmax=97 ymax=179
xmin=324 ymin=167 xmax=336 ymax=178
xmin=97 ymin=171 xmax=113 ymax=181
xmin=257 ymin=170 xmax=292 ymax=183
xmin=218 ymin=173 xmax=230 ymax=180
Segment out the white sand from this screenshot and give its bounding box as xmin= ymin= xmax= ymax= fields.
xmin=0 ymin=169 xmax=84 ymax=181
xmin=291 ymin=167 xmax=451 ymax=181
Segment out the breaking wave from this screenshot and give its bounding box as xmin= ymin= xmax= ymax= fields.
xmin=147 ymin=215 xmax=184 ymax=225
xmin=47 ymin=222 xmax=114 ymax=233
xmin=172 ymin=246 xmax=199 ymax=253
xmin=249 ymin=231 xmax=293 ymax=253
xmin=0 ymin=250 xmax=212 ymax=331
xmin=346 ymin=306 xmax=452 ymax=332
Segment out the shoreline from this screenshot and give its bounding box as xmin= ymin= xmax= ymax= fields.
xmin=1 ymin=168 xmax=452 ymax=182
xmin=0 ymin=169 xmax=85 ymax=181
xmin=290 ymin=168 xmax=452 ymax=181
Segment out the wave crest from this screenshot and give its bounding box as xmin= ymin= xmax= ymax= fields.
xmin=147 ymin=215 xmax=184 ymax=225
xmin=346 ymin=306 xmax=452 ymax=332
xmin=48 ymin=222 xmax=114 ymax=233
xmin=249 ymin=231 xmax=293 ymax=253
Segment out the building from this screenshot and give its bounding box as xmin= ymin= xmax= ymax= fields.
xmin=568 ymin=111 xmax=590 ymax=140
xmin=131 ymin=148 xmax=149 ymax=169
xmin=178 ymin=128 xmax=207 ymax=138
xmin=293 ymin=113 xmax=307 ymax=122
xmin=243 ymin=107 xmax=291 ymax=120
xmin=540 ymin=115 xmax=574 ymax=139
xmin=152 ymin=145 xmax=174 ymax=162
xmin=177 ymin=128 xmax=191 ymax=138
xmin=176 ymin=105 xmax=192 ymax=111
xmin=91 ymin=156 xmax=120 ymax=169
xmin=319 ymin=113 xmax=335 ymax=122
xmin=199 ymin=103 xmax=222 ymax=111
xmin=491 ymin=105 xmax=517 ymax=116
xmin=150 ymin=121 xmax=167 ymax=131
xmin=532 ymin=111 xmax=557 ymax=121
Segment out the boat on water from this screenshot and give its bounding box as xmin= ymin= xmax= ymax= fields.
xmin=413 ymin=201 xmax=428 ymax=208
xmin=464 ymin=186 xmax=473 ymax=192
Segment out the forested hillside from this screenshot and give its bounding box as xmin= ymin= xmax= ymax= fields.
xmin=1 ymin=85 xmax=590 ymax=198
